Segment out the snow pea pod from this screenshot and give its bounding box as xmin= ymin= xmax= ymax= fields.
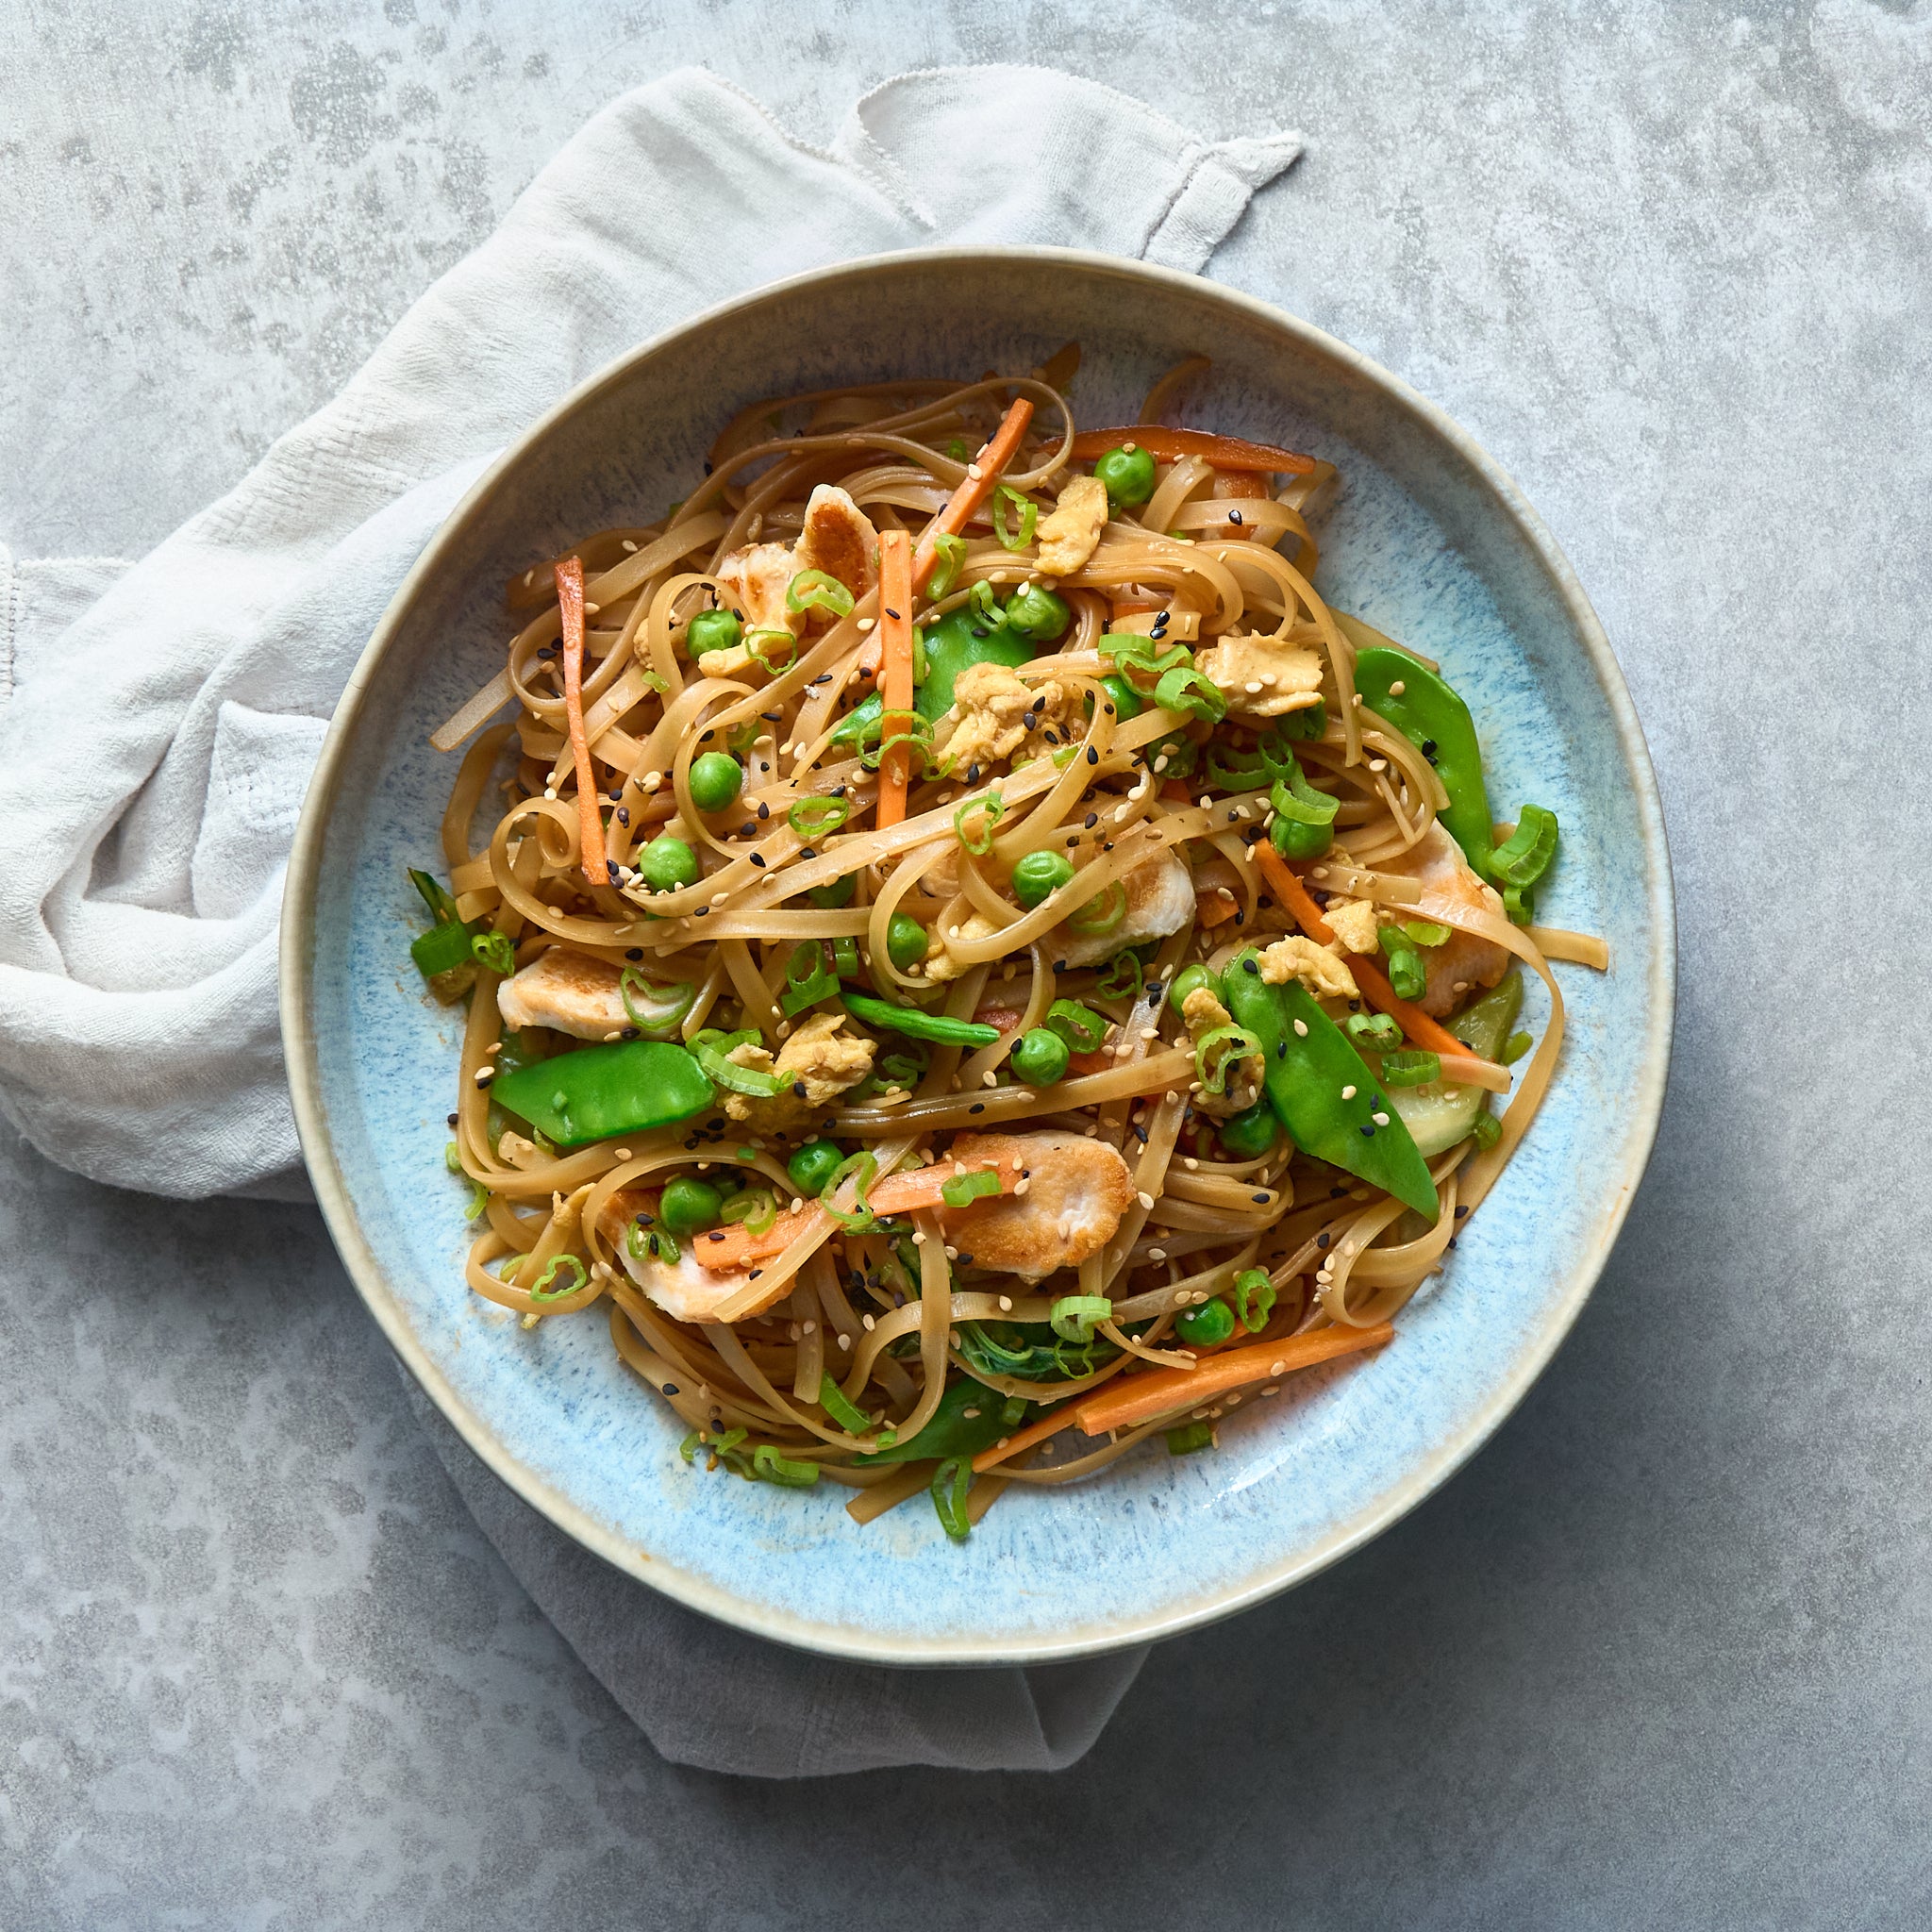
xmin=853 ymin=1375 xmax=1031 ymax=1465
xmin=841 ymin=991 xmax=1000 ymax=1049
xmin=491 ymin=1041 xmax=715 ymax=1148
xmin=1221 ymin=949 xmax=1439 ymax=1219
xmin=1352 ymin=645 xmax=1495 ymax=877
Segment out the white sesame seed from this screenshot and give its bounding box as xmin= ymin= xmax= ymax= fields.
xmin=1270 ymin=1359 xmax=1286 ymax=1374
xmin=911 ymin=1230 xmax=926 ymax=1244
xmin=838 ymin=1333 xmax=851 ymax=1350
xmin=474 ymin=1066 xmax=495 ymax=1086
xmin=1262 ymin=1384 xmax=1280 ymax=1396
xmin=858 ymin=616 xmax=876 ymax=631
xmin=1149 ymin=1248 xmax=1166 ymax=1261
xmin=621 ymin=540 xmax=638 ymax=553
xmin=583 ymin=602 xmax=601 ymax=616
xmin=967 ymin=462 xmax=985 ymax=480
xmin=1138 ymin=1191 xmax=1156 ymax=1209
xmin=1293 ymin=1019 xmax=1309 ymax=1037
xmin=612 ymin=1147 xmax=630 ymax=1161
xmin=543 ymin=787 xmax=558 ymax=801
xmin=1373 ymin=1111 xmax=1391 ymax=1126
xmin=863 ymin=1312 xmax=876 ymax=1330
xmin=1389 ymin=679 xmax=1405 ymax=695
xmin=1341 ymin=1084 xmax=1357 ymax=1100
xmin=1368 ymin=758 xmax=1388 ymax=773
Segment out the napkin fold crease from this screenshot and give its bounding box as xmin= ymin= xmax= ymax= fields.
xmin=0 ymin=63 xmax=1300 ymax=1774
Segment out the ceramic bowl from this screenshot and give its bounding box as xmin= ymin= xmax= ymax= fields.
xmin=283 ymin=249 xmax=1674 ymax=1665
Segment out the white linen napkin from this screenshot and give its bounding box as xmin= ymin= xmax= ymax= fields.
xmin=0 ymin=64 xmax=1300 ymax=1772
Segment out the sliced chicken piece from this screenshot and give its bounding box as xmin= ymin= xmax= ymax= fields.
xmin=1036 ymin=475 xmax=1108 ymax=576
xmin=1397 ymin=821 xmax=1510 ymax=1016
xmin=1050 ymin=848 xmax=1195 ymax=969
xmin=792 ymin=485 xmax=880 ymax=609
xmin=937 ymin=1131 xmax=1135 ymax=1282
xmin=712 ymin=541 xmax=799 ymax=641
xmin=1193 ymin=632 xmax=1324 ymax=719
xmin=721 ymin=1010 xmax=875 ymax=1128
xmin=497 ymin=947 xmax=631 ymax=1041
xmin=597 ymin=1188 xmax=787 ymax=1324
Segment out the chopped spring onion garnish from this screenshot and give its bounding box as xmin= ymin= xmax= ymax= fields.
xmin=991 ymin=483 xmax=1038 ymax=551
xmin=1049 ymin=1294 xmax=1112 ymax=1343
xmin=785 ymin=569 xmax=856 ymax=619
xmin=940 ymin=1169 xmax=1002 ymax=1208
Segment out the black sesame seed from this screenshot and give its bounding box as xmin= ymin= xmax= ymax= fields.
xmin=792 ymin=1081 xmax=809 ymax=1098
xmin=1455 ymin=1206 xmax=1470 ymax=1219
xmin=1252 ymin=1192 xmax=1269 ymax=1204
xmin=446 ymin=1112 xmax=459 ymax=1127
xmin=751 ymin=854 xmax=766 ymax=866
xmin=1359 ymin=1124 xmax=1375 ymax=1137
xmin=1229 ymin=509 xmax=1244 ymax=525
xmin=1317 ymin=1232 xmax=1330 ymax=1247
xmin=799 ymin=847 xmax=815 ymax=860
xmin=1085 ymin=813 xmax=1098 ymax=828
xmin=1086 ymin=746 xmax=1099 ymax=765
xmin=1275 ymin=1041 xmax=1288 ymax=1059
xmin=663 ymin=1383 xmax=680 ymax=1395
xmin=969 ymin=1102 xmax=985 ymax=1114
xmin=622 ymin=1026 xmax=640 ymax=1040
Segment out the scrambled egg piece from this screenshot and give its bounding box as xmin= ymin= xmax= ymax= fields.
xmin=1324 ymin=897 xmax=1382 ymax=955
xmin=1035 ymin=475 xmax=1108 ymax=576
xmin=923 ymin=911 xmax=1003 ymax=984
xmin=1181 ymin=986 xmax=1262 ymax=1115
xmin=937 ymin=1130 xmax=1136 ymax=1281
xmin=1257 ymin=935 xmax=1360 ymax=1002
xmin=721 ymin=1011 xmax=874 ymax=1127
xmin=939 ymin=662 xmax=1077 ymax=776
xmin=497 ymin=947 xmax=631 ymax=1040
xmin=1194 ymin=633 xmax=1324 ymax=719
xmin=702 ymin=485 xmax=880 ymax=675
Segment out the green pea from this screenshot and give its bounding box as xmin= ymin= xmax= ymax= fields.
xmin=687 ymin=752 xmax=742 ymax=813
xmin=1168 ymin=962 xmax=1223 ymax=1011
xmin=886 ymin=913 xmax=929 ymax=972
xmin=1010 ymin=849 xmax=1074 ymax=909
xmin=1098 ymin=672 xmax=1144 ymax=722
xmin=1004 ymin=581 xmax=1071 ymax=641
xmin=1175 ymin=1297 xmax=1237 ymax=1346
xmin=1009 ymin=1027 xmax=1070 ymax=1086
xmin=637 ymin=834 xmax=698 ymax=892
xmin=1095 ymin=444 xmax=1157 ymax=508
xmin=686 ymin=608 xmax=741 ymax=658
xmin=807 ymin=874 xmax=856 ymax=909
xmin=787 ymin=1140 xmax=845 ymax=1196
xmin=658 ymin=1175 xmax=723 ymax=1239
xmin=1218 ymin=1102 xmax=1280 ymax=1158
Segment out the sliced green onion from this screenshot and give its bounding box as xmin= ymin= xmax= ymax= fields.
xmin=967 ymin=578 xmax=1008 ymax=629
xmin=678 ymin=1430 xmax=702 ymax=1465
xmin=1344 ymin=1010 xmax=1405 ymax=1052
xmin=779 ymin=941 xmax=840 ymax=1017
xmin=1231 ymin=1267 xmax=1276 ymax=1336
xmin=1471 ymin=1109 xmax=1503 ymax=1151
xmin=752 ymin=1443 xmax=821 ymax=1487
xmin=1490 ymin=805 xmax=1559 ymax=888
xmin=719 ymin=1188 xmax=777 ymax=1237
xmin=831 ymin=935 xmax=861 ymax=980
xmin=860 ymin=708 xmax=938 ymax=776
xmin=1067 ymin=878 xmax=1127 ymax=935
xmin=1378 ymin=1049 xmax=1442 ymax=1088
xmin=931 ymin=1457 xmax=973 ymax=1541
xmin=1153 ymin=663 xmax=1227 ymax=724
xmin=1049 ymin=1294 xmax=1112 ymax=1343
xmin=821 ymin=1151 xmax=880 ymax=1233
xmin=818 ymin=1374 xmax=874 ymax=1437
xmin=444 ymin=1141 xmax=464 ymax=1174
xmin=991 ymin=484 xmax=1038 ymax=551
xmin=1098 ymin=632 xmax=1192 ymax=678
xmin=526 ymin=1254 xmax=589 ymax=1303
xmin=785 ymin=569 xmax=856 ymax=619
xmin=1269 ymin=756 xmax=1340 ymax=829
xmin=927 ymin=531 xmax=968 ymax=600
xmin=789 ymin=795 xmax=851 ymax=839
xmin=619 ymin=968 xmax=697 ymax=1039
xmin=1194 ymin=1022 xmax=1261 ymax=1096
xmin=1502 ymin=1029 xmax=1533 ymax=1065
xmin=1093 ymin=950 xmax=1144 ymax=1002
xmin=462 ymin=1181 xmax=489 ymax=1222
xmin=940 ymin=1169 xmax=1002 ymax=1208
xmin=743 ymin=627 xmax=798 ymax=674
xmin=1045 ymin=999 xmax=1108 ymax=1052
xmin=409 ymin=867 xmax=461 ymax=925
xmin=954 ymin=791 xmax=1005 ymax=856
xmin=1378 ymin=924 xmax=1427 ymax=1002
xmin=692 ymin=1038 xmax=784 ymax=1098
xmin=1165 ymin=1420 xmax=1216 ymax=1456
xmin=468 ymin=928 xmax=515 ymax=975
xmin=1502 ymin=882 xmax=1535 ymax=924
xmin=877 ymin=1045 xmax=929 ymax=1091
xmin=1400 ymin=920 xmax=1453 ymax=947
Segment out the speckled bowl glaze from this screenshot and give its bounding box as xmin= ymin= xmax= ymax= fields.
xmin=283 ymin=250 xmax=1673 ymax=1665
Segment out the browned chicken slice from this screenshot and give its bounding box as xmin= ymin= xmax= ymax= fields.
xmin=497 ymin=947 xmax=631 ymax=1040
xmin=937 ymin=1130 xmax=1135 ymax=1281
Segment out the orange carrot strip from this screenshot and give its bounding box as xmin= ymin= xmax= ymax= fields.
xmin=556 ymin=557 xmax=609 ymax=887
xmin=972 ymin=1406 xmax=1079 ymax=1474
xmin=1071 ymin=1324 xmax=1394 ymax=1438
xmin=1068 ymin=425 xmax=1315 ymax=475
xmin=1253 ymin=844 xmax=1507 ymax=1074
xmin=691 ymin=1155 xmax=1020 ymax=1272
xmin=875 ymin=528 xmax=915 ymax=828
xmin=910 ymin=397 xmax=1035 ymax=592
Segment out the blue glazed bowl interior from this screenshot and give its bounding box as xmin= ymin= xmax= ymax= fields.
xmin=291 ymin=252 xmax=1671 ymax=1664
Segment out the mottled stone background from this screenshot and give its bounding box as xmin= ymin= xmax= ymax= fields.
xmin=5 ymin=2 xmax=1930 ymax=1926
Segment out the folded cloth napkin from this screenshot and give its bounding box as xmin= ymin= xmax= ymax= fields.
xmin=0 ymin=64 xmax=1300 ymax=1773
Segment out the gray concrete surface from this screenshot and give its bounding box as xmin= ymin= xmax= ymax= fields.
xmin=5 ymin=1 xmax=1931 ymax=1925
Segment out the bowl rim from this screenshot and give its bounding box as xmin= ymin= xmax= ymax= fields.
xmin=281 ymin=244 xmax=1676 ymax=1667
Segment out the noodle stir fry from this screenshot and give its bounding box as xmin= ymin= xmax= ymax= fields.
xmin=411 ymin=352 xmax=1605 ymax=1541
